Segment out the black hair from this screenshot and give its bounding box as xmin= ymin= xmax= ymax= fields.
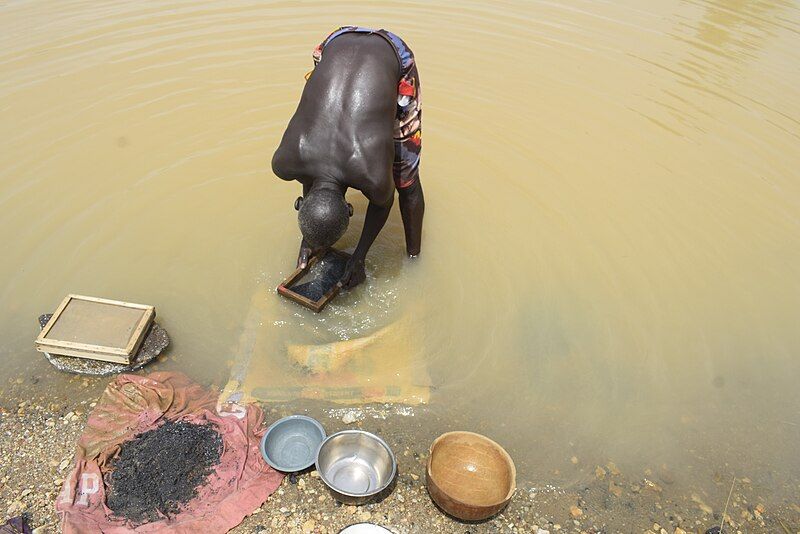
xmin=297 ymin=189 xmax=350 ymax=249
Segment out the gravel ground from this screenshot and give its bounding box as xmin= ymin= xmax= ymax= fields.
xmin=1 ymin=375 xmax=799 ymax=533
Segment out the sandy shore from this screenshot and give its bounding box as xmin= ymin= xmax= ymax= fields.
xmin=1 ymin=376 xmax=797 ymax=534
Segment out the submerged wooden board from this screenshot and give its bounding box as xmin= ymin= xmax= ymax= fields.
xmin=277 ymin=249 xmax=351 ymax=312
xmin=35 ymin=294 xmax=155 ymax=364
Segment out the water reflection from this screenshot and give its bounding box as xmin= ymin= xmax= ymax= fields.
xmin=626 ymin=0 xmax=799 ymax=137
xmin=692 ymin=0 xmax=790 ymax=51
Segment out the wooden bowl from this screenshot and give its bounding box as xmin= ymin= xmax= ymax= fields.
xmin=426 ymin=431 xmax=516 ymax=521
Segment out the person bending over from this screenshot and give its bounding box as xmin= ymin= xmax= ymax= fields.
xmin=272 ymin=26 xmax=424 ymax=289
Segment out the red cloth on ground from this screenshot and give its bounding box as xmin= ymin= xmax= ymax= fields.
xmin=56 ymin=372 xmax=283 ymax=533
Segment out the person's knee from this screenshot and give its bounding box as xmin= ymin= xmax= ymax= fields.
xmin=398 ymin=178 xmax=423 ymax=203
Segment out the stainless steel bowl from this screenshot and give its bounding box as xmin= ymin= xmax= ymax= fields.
xmin=315 ymin=430 xmax=397 ymax=504
xmin=260 ymin=415 xmax=326 ymax=472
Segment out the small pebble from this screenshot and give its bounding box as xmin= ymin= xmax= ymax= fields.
xmin=357 ymin=511 xmax=371 ymax=521
xmin=594 ymin=466 xmax=606 ymax=479
xmin=341 ymin=412 xmax=359 ymax=424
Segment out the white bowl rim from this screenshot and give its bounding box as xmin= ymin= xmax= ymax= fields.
xmin=338 ymin=523 xmax=393 ymax=533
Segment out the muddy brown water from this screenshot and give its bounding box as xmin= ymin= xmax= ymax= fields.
xmin=2 ymin=0 xmax=800 ymax=522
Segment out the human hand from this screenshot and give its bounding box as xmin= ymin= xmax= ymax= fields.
xmin=339 ymin=255 xmax=366 ymax=289
xmin=297 ymin=238 xmax=321 ymax=269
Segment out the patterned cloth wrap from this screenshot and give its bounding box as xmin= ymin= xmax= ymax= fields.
xmin=311 ymin=26 xmax=422 ymax=189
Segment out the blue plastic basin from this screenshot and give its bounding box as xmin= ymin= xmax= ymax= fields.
xmin=260 ymin=415 xmax=326 ymax=472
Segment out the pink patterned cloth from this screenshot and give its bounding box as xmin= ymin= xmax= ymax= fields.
xmin=56 ymin=372 xmax=283 ymax=533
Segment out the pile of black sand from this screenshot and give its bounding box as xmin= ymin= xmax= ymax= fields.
xmin=105 ymin=420 xmax=223 ymax=524
xmin=291 ymin=251 xmax=349 ymax=301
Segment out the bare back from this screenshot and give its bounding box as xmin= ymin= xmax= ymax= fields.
xmin=272 ymin=33 xmax=400 ymax=205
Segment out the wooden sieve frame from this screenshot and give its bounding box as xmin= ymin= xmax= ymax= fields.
xmin=35 ymin=294 xmax=155 ymax=364
xmin=276 ymin=249 xmax=351 ymax=313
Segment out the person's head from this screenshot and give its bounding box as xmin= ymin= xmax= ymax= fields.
xmin=295 ymin=188 xmax=353 ymax=249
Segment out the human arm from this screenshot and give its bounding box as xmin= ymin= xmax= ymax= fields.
xmin=339 ymin=195 xmax=394 ymax=288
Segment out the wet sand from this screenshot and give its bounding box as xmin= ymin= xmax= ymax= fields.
xmin=2 ymin=375 xmax=797 ymax=533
